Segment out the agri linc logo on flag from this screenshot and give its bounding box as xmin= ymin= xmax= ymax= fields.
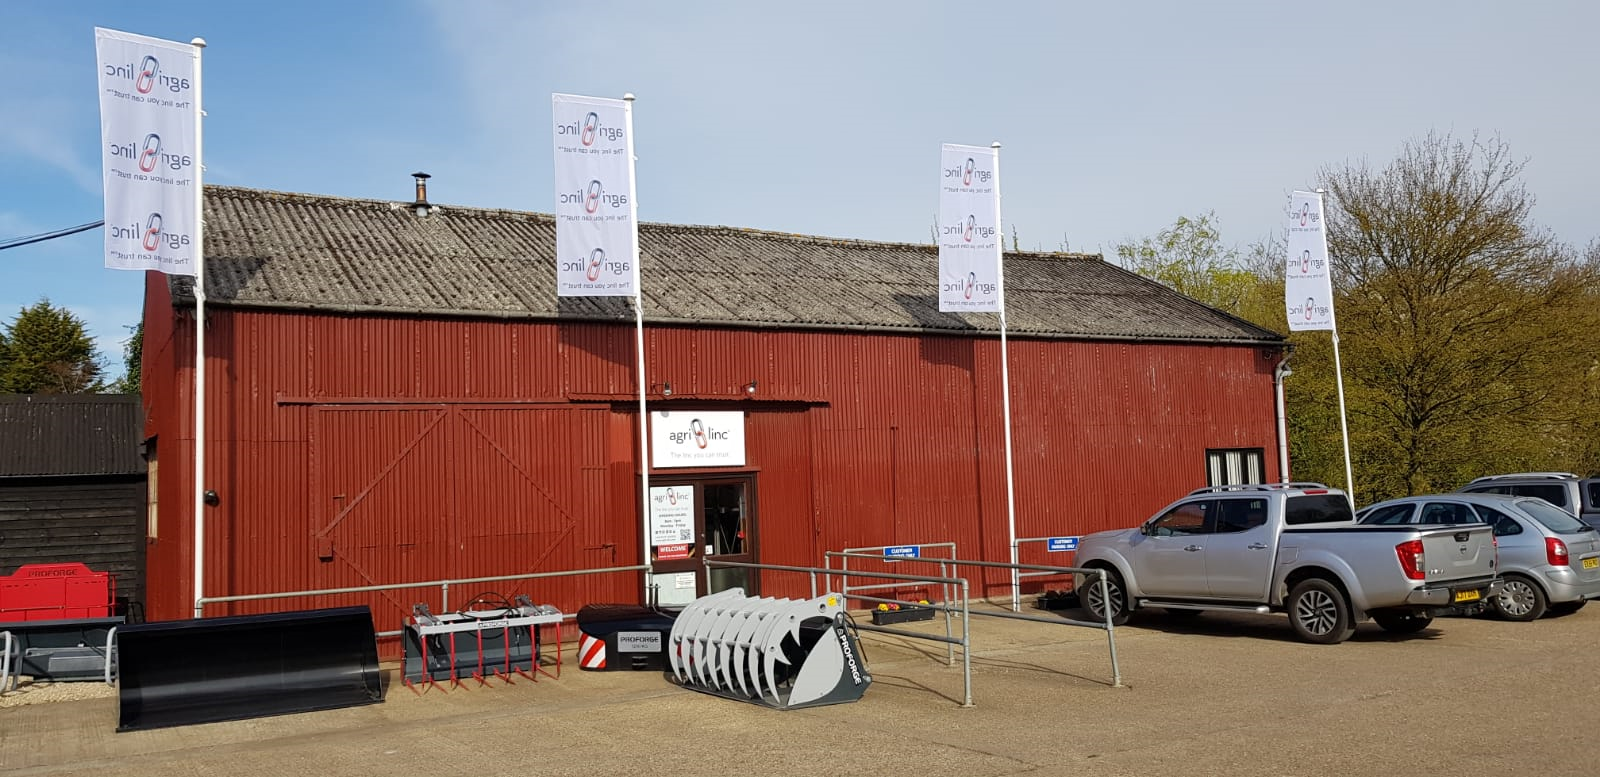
xmin=1283 ymin=190 xmax=1335 ymax=331
xmin=552 ymin=93 xmax=637 ymax=297
xmin=96 ymin=28 xmax=200 ymax=276
xmin=937 ymin=144 xmax=1001 ymax=313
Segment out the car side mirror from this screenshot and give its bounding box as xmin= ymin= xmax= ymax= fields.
xmin=1139 ymin=523 xmax=1152 ymax=537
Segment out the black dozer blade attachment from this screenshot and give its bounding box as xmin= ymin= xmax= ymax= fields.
xmin=116 ymin=606 xmax=383 ymax=732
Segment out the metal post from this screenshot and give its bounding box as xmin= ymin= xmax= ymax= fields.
xmin=960 ymin=579 xmax=973 ymax=707
xmin=189 ymin=36 xmax=208 ymax=620
xmin=624 ymin=93 xmax=653 ymax=602
xmin=940 ymin=559 xmax=953 ymax=664
xmin=809 ymin=570 xmax=817 ymax=599
xmin=441 ymin=581 xmax=450 ymax=612
xmin=1316 ymin=189 xmax=1355 ymax=502
xmin=992 ymin=142 xmax=1021 ymax=613
xmin=1100 ymin=570 xmax=1123 ymax=688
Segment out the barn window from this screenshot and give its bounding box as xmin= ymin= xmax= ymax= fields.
xmin=1206 ymin=448 xmax=1264 ymax=487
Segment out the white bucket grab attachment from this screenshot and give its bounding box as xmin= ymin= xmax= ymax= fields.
xmin=668 ymin=588 xmax=870 ymax=709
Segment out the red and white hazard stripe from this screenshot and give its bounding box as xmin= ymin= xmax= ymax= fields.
xmin=579 ymin=633 xmax=607 ymax=670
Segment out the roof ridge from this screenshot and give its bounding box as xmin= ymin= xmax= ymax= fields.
xmin=204 ymin=185 xmax=1101 ymax=261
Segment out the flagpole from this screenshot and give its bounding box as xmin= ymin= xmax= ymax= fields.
xmin=623 ymin=93 xmax=653 ymax=605
xmin=1317 ymin=189 xmax=1355 ymax=502
xmin=190 ymin=36 xmax=207 ymax=619
xmin=991 ymin=142 xmax=1021 ymax=613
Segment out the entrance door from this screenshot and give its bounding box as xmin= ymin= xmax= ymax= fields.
xmin=648 ymin=475 xmax=757 ymax=606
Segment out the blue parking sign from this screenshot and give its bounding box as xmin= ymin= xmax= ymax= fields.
xmin=883 ymin=545 xmax=921 ymax=560
xmin=1047 ymin=537 xmax=1079 ymax=552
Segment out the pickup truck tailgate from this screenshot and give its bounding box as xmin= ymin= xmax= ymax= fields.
xmin=1419 ymin=525 xmax=1496 ymax=581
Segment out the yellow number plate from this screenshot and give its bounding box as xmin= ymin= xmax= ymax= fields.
xmin=1583 ymin=557 xmax=1599 ymax=570
xmin=1454 ymin=589 xmax=1481 ymax=603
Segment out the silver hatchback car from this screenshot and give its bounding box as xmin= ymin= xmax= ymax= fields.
xmin=1358 ymin=493 xmax=1600 ymax=620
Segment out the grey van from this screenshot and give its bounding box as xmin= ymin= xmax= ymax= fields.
xmin=1458 ymin=473 xmax=1600 ymax=528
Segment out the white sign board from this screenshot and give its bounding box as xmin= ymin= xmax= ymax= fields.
xmin=95 ymin=28 xmax=200 ymax=276
xmin=937 ymin=143 xmax=1001 ymax=312
xmin=552 ymin=93 xmax=638 ymax=296
xmin=650 ymin=410 xmax=746 ymax=468
xmin=1284 ymin=190 xmax=1336 ymax=331
xmin=649 ymin=485 xmax=695 ymax=560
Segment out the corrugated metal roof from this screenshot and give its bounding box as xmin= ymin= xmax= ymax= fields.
xmin=172 ymin=186 xmax=1282 ymax=344
xmin=0 ymin=395 xmax=145 ymax=476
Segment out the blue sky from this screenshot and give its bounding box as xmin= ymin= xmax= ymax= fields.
xmin=3 ymin=1 xmax=1595 ymax=377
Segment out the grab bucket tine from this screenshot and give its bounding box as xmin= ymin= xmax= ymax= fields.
xmin=114 ymin=606 xmax=382 ymax=732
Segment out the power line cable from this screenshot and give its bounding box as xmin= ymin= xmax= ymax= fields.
xmin=0 ymin=220 xmax=105 ymax=251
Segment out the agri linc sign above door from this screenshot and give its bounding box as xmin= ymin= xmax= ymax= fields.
xmin=649 ymin=411 xmax=746 ymax=469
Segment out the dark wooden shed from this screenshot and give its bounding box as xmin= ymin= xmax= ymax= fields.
xmin=0 ymin=394 xmax=147 ymax=612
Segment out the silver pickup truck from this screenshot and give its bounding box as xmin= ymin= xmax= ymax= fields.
xmin=1074 ymin=483 xmax=1502 ymax=643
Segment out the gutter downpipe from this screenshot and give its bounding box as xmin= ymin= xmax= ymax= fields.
xmin=1274 ymin=347 xmax=1293 ymax=483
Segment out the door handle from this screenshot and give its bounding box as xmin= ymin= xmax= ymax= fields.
xmin=1184 ymin=545 xmax=1202 ymax=552
xmin=1248 ymin=542 xmax=1269 ymax=550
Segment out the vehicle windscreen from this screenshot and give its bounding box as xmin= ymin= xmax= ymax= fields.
xmin=1511 ymin=484 xmax=1568 ymax=509
xmin=1286 ymin=494 xmax=1354 ymax=525
xmin=1518 ymin=498 xmax=1592 ymax=533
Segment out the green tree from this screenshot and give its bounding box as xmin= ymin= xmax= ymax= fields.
xmin=0 ymin=299 xmax=105 ymax=394
xmin=113 ymin=322 xmax=143 ymax=394
xmin=1115 ymin=212 xmax=1258 ymax=317
xmin=1321 ymin=132 xmax=1600 ymax=500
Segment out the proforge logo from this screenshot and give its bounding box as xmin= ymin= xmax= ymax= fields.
xmin=104 ymin=55 xmax=191 ymax=94
xmin=836 ymin=624 xmax=865 ymax=685
xmin=109 ymin=133 xmax=192 ymax=173
xmin=109 ymin=212 xmax=191 ymax=252
xmin=668 ymin=418 xmax=728 ymax=449
xmin=559 ymin=179 xmax=628 ymax=214
xmin=944 ymin=157 xmax=992 ymax=186
xmin=556 ymin=110 xmax=624 ymax=146
xmin=560 ymin=247 xmax=629 ymax=281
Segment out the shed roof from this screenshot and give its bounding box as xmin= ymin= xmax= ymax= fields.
xmin=0 ymin=395 xmax=145 ymax=477
xmin=174 ymin=186 xmax=1281 ymax=344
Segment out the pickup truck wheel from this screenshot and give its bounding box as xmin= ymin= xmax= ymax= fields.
xmin=1287 ymin=578 xmax=1356 ymax=644
xmin=1490 ymin=575 xmax=1547 ymax=621
xmin=1372 ymin=612 xmax=1433 ymax=634
xmin=1082 ymin=569 xmax=1131 ymax=626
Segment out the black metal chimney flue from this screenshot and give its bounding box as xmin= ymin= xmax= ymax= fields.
xmin=412 ymin=172 xmax=431 ymax=216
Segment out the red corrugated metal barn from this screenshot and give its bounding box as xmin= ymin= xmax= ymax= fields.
xmin=139 ymin=185 xmax=1287 ymax=648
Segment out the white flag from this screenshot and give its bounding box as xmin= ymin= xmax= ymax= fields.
xmin=96 ymin=28 xmax=200 ymax=277
xmin=937 ymin=144 xmax=1001 ymax=313
xmin=1284 ymin=190 xmax=1335 ymax=331
xmin=552 ymin=94 xmax=638 ymax=297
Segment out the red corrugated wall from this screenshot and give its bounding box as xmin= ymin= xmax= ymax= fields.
xmin=143 ymin=278 xmax=1282 ymax=645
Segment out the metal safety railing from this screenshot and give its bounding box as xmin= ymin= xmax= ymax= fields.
xmin=825 ymin=551 xmax=1123 ymax=689
xmin=104 ymin=626 xmax=118 ymax=686
xmin=0 ymin=630 xmax=16 ymax=695
xmin=704 ymin=558 xmax=977 ymax=707
xmin=832 ymin=542 xmax=958 ymax=610
xmin=196 ymin=564 xmax=648 ymax=639
xmin=1012 ymin=535 xmax=1079 ymax=593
